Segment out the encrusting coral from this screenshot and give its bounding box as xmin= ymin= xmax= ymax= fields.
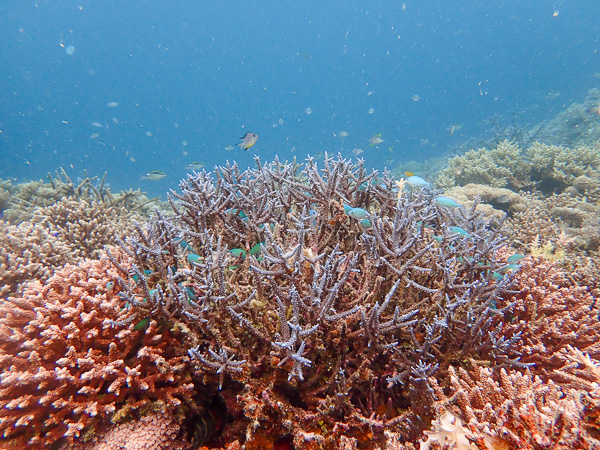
xmin=0 ymin=256 xmax=195 ymax=447
xmin=112 ymin=154 xmax=526 ymax=447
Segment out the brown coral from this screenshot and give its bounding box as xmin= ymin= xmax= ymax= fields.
xmin=0 ymin=257 xmax=195 ymax=447
xmin=0 ymin=196 xmax=143 ymax=298
xmin=428 ymin=363 xmax=600 ymax=449
xmin=500 ymin=257 xmax=600 ymax=377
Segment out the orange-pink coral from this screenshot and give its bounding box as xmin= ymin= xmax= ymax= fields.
xmin=0 ymin=257 xmax=195 ymax=447
xmin=76 ymin=412 xmax=190 ymax=450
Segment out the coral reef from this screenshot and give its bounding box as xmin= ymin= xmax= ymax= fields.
xmin=0 ymin=219 xmax=76 ymax=298
xmin=501 ymin=257 xmax=600 ymax=376
xmin=2 ymin=155 xmax=600 ymax=449
xmin=428 ymin=360 xmax=600 ymax=449
xmin=436 ymin=140 xmax=600 ymax=194
xmin=435 ymin=140 xmax=527 ymax=190
xmin=0 ymin=196 xmax=142 ymax=298
xmin=539 ymin=87 xmax=600 ymax=147
xmin=434 ymin=139 xmax=600 ymax=254
xmin=0 ymin=257 xmax=195 ymax=447
xmin=113 ymin=154 xmax=525 ymax=447
xmin=1 ymin=167 xmax=159 ymax=223
xmin=441 ymin=183 xmax=528 ymax=220
xmin=70 ymin=411 xmax=190 ymax=450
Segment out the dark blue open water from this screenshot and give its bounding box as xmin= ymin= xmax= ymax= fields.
xmin=1 ymin=0 xmax=599 ymax=197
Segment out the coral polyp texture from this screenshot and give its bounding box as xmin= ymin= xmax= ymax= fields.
xmin=0 ymin=257 xmax=195 ymax=447
xmin=114 ymin=154 xmax=524 ymax=447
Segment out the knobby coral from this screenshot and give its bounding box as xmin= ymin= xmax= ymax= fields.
xmin=114 ymin=154 xmax=525 ymax=447
xmin=0 ymin=257 xmax=195 ymax=447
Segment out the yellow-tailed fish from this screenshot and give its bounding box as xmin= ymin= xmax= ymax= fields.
xmin=404 ymin=171 xmax=414 ymax=177
xmin=142 ymin=170 xmax=167 ymax=181
xmin=238 ymin=132 xmax=259 ymax=150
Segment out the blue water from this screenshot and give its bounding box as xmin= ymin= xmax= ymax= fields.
xmin=1 ymin=0 xmax=599 ymax=197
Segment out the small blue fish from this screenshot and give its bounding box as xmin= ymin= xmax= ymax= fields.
xmin=507 ymin=254 xmax=526 ymax=263
xmin=179 ymin=240 xmax=192 ymax=250
xmin=435 ymin=196 xmax=462 ymax=208
xmin=187 ymin=254 xmax=203 ymax=264
xmin=348 ymin=207 xmax=369 ymax=220
xmin=358 ymin=218 xmax=372 ymax=229
xmin=406 ymin=175 xmax=429 ymax=187
xmin=238 ymin=132 xmax=259 ymax=150
xmin=449 ymin=226 xmax=468 ymax=237
xmin=229 ymin=248 xmax=247 ymax=258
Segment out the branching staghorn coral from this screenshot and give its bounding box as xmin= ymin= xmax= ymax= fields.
xmin=112 ymin=154 xmax=523 ymax=448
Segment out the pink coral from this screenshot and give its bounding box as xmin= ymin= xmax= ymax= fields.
xmin=75 ymin=412 xmax=190 ymax=450
xmin=0 ymin=257 xmax=195 ymax=447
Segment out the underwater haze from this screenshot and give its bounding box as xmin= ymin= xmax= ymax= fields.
xmin=1 ymin=0 xmax=599 ymax=197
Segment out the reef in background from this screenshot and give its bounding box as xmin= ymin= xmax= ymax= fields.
xmin=0 ymin=169 xmax=160 ymax=298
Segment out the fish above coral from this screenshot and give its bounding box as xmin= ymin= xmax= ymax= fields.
xmin=238 ymin=132 xmax=259 ymax=150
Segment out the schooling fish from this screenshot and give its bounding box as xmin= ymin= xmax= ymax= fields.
xmin=238 ymin=132 xmax=259 ymax=150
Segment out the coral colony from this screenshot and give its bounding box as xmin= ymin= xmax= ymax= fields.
xmin=1 ymin=153 xmax=600 ymax=449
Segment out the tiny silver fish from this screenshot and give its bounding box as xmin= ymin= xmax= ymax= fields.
xmin=142 ymin=170 xmax=167 ymax=181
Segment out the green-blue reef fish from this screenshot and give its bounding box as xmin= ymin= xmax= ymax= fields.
xmin=238 ymin=132 xmax=259 ymax=150
xmin=358 ymin=218 xmax=372 ymax=229
xmin=507 ymin=254 xmax=526 ymax=263
xmin=142 ymin=170 xmax=167 ymax=181
xmin=449 ymin=226 xmax=468 ymax=237
xmin=187 ymin=253 xmax=203 ymax=264
xmin=406 ymin=175 xmax=430 ymax=187
xmin=435 ymin=196 xmax=462 ymax=208
xmin=347 ymin=207 xmax=369 ymax=220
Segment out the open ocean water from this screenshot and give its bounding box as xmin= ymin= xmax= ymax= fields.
xmin=1 ymin=0 xmax=599 ymax=198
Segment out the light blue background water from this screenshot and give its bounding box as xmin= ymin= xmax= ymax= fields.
xmin=1 ymin=1 xmax=599 ymax=197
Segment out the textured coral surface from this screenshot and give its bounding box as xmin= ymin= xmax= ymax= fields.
xmin=0 ymin=258 xmax=194 ymax=447
xmin=2 ymin=155 xmax=600 ymax=449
